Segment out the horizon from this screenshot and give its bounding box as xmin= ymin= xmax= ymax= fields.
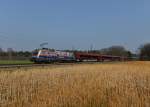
xmin=0 ymin=0 xmax=150 ymax=52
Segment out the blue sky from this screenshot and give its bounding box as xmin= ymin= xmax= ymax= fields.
xmin=0 ymin=0 xmax=150 ymax=52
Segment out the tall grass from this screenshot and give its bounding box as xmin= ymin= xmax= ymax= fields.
xmin=0 ymin=61 xmax=150 ymax=107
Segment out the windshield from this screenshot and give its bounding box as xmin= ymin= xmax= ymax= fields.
xmin=32 ymin=51 xmax=38 ymax=56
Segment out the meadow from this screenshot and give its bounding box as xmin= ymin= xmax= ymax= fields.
xmin=0 ymin=60 xmax=33 ymax=65
xmin=0 ymin=61 xmax=150 ymax=107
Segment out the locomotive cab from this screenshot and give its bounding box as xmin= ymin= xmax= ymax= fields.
xmin=31 ymin=49 xmax=76 ymax=63
xmin=31 ymin=50 xmax=41 ymax=62
xmin=31 ymin=49 xmax=58 ymax=63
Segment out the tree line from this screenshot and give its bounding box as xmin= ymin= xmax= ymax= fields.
xmin=0 ymin=51 xmax=31 ymax=60
xmin=0 ymin=43 xmax=150 ymax=60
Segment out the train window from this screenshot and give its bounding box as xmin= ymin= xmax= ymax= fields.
xmin=41 ymin=51 xmax=47 ymax=55
xmin=32 ymin=51 xmax=38 ymax=56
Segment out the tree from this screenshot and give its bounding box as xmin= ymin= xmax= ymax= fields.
xmin=0 ymin=48 xmax=3 ymax=52
xmin=139 ymin=43 xmax=150 ymax=60
xmin=100 ymin=46 xmax=129 ymax=57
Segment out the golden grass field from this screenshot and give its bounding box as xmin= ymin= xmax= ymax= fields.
xmin=0 ymin=61 xmax=150 ymax=107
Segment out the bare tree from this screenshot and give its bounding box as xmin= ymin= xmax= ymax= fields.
xmin=7 ymin=48 xmax=14 ymax=60
xmin=139 ymin=43 xmax=150 ymax=60
xmin=100 ymin=46 xmax=129 ymax=57
xmin=0 ymin=48 xmax=3 ymax=52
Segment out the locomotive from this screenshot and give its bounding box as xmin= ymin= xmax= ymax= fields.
xmin=31 ymin=48 xmax=126 ymax=63
xmin=31 ymin=49 xmax=75 ymax=63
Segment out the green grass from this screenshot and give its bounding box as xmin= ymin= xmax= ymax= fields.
xmin=0 ymin=60 xmax=33 ymax=65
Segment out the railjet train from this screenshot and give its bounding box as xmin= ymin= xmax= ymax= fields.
xmin=31 ymin=48 xmax=127 ymax=63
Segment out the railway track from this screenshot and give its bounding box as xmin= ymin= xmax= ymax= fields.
xmin=0 ymin=64 xmax=45 ymax=69
xmin=0 ymin=63 xmax=76 ymax=69
xmin=0 ymin=62 xmax=88 ymax=69
xmin=0 ymin=61 xmax=122 ymax=69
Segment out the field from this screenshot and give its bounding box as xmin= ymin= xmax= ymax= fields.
xmin=0 ymin=61 xmax=150 ymax=107
xmin=0 ymin=60 xmax=33 ymax=65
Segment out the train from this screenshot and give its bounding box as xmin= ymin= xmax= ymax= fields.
xmin=31 ymin=48 xmax=127 ymax=63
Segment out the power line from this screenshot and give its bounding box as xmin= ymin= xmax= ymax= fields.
xmin=90 ymin=44 xmax=94 ymax=51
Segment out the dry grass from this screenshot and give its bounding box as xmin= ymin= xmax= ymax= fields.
xmin=0 ymin=61 xmax=150 ymax=107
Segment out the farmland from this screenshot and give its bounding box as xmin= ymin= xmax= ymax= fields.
xmin=0 ymin=60 xmax=33 ymax=65
xmin=0 ymin=61 xmax=150 ymax=107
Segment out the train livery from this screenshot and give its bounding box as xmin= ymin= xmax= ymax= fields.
xmin=31 ymin=49 xmax=75 ymax=63
xmin=31 ymin=49 xmax=127 ymax=63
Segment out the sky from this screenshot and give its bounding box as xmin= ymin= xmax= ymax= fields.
xmin=0 ymin=0 xmax=150 ymax=52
